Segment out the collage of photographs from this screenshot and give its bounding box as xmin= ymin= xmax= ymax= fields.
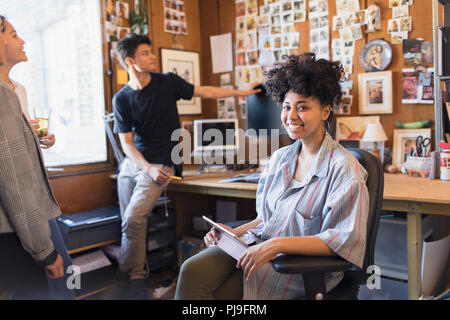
xmin=217 ymin=74 xmax=239 ymax=120
xmin=235 ymin=0 xmax=263 ymax=88
xmin=331 ymin=1 xmax=385 ymax=116
xmin=105 ymin=0 xmax=131 ymax=44
xmin=163 ymin=0 xmax=188 ymax=35
xmin=388 ymin=0 xmax=414 ymax=44
xmin=401 ymin=39 xmax=434 ymax=104
xmin=309 ymin=0 xmax=330 ymax=60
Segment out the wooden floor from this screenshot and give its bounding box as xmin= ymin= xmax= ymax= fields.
xmin=78 ymin=265 xmax=178 ymax=300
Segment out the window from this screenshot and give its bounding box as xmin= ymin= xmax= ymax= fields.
xmin=0 ymin=0 xmax=107 ymax=167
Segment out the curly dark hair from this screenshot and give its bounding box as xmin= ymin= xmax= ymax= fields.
xmin=264 ymin=53 xmax=344 ymax=133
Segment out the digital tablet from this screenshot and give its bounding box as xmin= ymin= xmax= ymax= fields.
xmin=202 ymin=216 xmax=248 ymax=260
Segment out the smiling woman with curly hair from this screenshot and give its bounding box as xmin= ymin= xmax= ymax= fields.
xmin=175 ymin=53 xmax=370 ymax=300
xmin=264 ymin=53 xmax=344 ymax=136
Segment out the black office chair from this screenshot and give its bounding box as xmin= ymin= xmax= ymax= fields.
xmin=271 ymin=148 xmax=384 ymax=300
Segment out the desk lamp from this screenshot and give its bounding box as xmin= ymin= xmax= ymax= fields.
xmin=362 ymin=121 xmax=388 ymax=161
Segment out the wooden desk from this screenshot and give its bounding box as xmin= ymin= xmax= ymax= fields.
xmin=169 ymin=171 xmax=450 ymax=300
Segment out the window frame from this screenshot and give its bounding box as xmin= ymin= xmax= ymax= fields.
xmin=47 ymin=0 xmax=117 ymax=178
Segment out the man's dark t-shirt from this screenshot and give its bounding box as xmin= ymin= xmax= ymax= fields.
xmin=112 ymin=72 xmax=194 ymax=175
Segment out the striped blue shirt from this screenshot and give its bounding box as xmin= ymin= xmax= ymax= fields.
xmin=243 ymin=132 xmax=369 ymax=299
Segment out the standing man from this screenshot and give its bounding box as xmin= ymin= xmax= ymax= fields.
xmin=0 ymin=15 xmax=64 ymax=300
xmin=113 ymin=33 xmax=260 ymax=299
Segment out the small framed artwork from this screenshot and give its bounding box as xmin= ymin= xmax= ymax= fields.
xmin=392 ymin=128 xmax=432 ymax=168
xmin=160 ymin=48 xmax=201 ymax=115
xmin=358 ymin=71 xmax=393 ymax=115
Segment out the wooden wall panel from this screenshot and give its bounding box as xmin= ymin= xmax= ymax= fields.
xmin=50 ymin=171 xmax=115 ymax=214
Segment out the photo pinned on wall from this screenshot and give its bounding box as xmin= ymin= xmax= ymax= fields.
xmin=294 ymin=11 xmax=307 ymax=22
xmin=106 ymin=21 xmax=118 ymax=42
xmin=282 ymin=12 xmax=293 ymax=24
xmin=421 ymin=41 xmax=433 ymax=64
xmin=281 ymin=0 xmax=292 ymax=12
xmin=290 ymin=33 xmax=300 ymax=48
xmin=392 ymin=4 xmax=409 ymax=19
xmin=309 ymin=0 xmax=328 ymax=19
xmin=339 ymin=80 xmax=353 ymax=95
xmin=403 ymin=38 xmax=423 ymax=54
xmin=246 ymin=32 xmax=258 ymax=51
xmin=163 ymin=0 xmax=187 ymax=35
xmin=247 ymin=50 xmax=259 ymax=65
xmin=246 ymin=0 xmax=258 ymax=15
xmin=333 ymin=16 xmax=344 ymax=31
xmin=272 ymin=35 xmax=282 ymax=50
xmin=220 ymin=73 xmax=231 ymax=88
xmin=258 ymin=26 xmax=272 ymax=50
xmin=400 ymin=16 xmax=412 ymax=32
xmin=403 ymin=38 xmax=424 ymax=66
xmin=106 ymin=0 xmax=116 ymax=22
xmin=351 ymin=25 xmax=363 ymax=41
xmin=117 ymin=27 xmax=131 ymax=40
xmin=247 ymin=15 xmax=257 ymax=32
xmin=391 ymin=31 xmax=408 ymax=45
xmin=402 ymin=68 xmax=434 ymax=104
xmin=236 ymin=33 xmax=246 ymax=52
xmin=335 ymin=95 xmax=352 ymax=115
xmin=271 ymin=14 xmax=281 ymax=26
xmin=293 ymin=0 xmax=307 ymax=22
xmin=236 ymin=16 xmax=246 ymax=34
xmin=390 ymin=0 xmax=414 ymax=7
xmin=249 ymin=66 xmax=263 ymax=83
xmin=339 ymin=27 xmax=353 ymax=42
xmin=116 ymin=1 xmax=129 ymax=26
xmin=217 ymin=97 xmax=237 ymax=119
xmin=404 ymin=52 xmax=422 ymax=66
xmin=236 ymin=52 xmax=246 ymax=66
xmin=282 ymin=23 xmax=294 ymax=34
xmin=271 ymin=25 xmax=282 ymax=35
xmin=270 ymin=2 xmax=281 ymax=15
xmin=336 ymin=0 xmax=360 ymax=15
xmin=258 ymin=15 xmax=271 ymax=26
xmin=236 ymin=0 xmax=246 ymax=17
xmin=273 ymin=50 xmax=285 ymax=63
xmin=282 ymin=34 xmax=290 ymax=48
xmin=260 ymin=4 xmax=270 ymax=16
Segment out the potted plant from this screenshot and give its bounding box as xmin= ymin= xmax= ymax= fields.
xmin=129 ymin=0 xmax=149 ymax=35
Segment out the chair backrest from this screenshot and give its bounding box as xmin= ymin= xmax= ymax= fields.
xmin=347 ymin=148 xmax=384 ymax=283
xmin=103 ymin=112 xmax=125 ymax=167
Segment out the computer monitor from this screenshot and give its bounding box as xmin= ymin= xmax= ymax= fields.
xmin=246 ymin=84 xmax=288 ymax=137
xmin=193 ymin=118 xmax=239 ymax=154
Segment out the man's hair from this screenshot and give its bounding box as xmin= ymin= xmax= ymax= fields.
xmin=117 ymin=33 xmax=152 ymax=69
xmin=0 ymin=15 xmax=6 ymax=33
xmin=264 ymin=53 xmax=344 ymax=133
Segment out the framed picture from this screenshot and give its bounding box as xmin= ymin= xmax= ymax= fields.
xmin=393 ymin=128 xmax=432 ymax=169
xmin=358 ymin=71 xmax=393 ymax=115
xmin=160 ymin=48 xmax=202 ymax=115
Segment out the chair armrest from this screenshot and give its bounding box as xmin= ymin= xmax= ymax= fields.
xmin=271 ymin=254 xmax=356 ymax=274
